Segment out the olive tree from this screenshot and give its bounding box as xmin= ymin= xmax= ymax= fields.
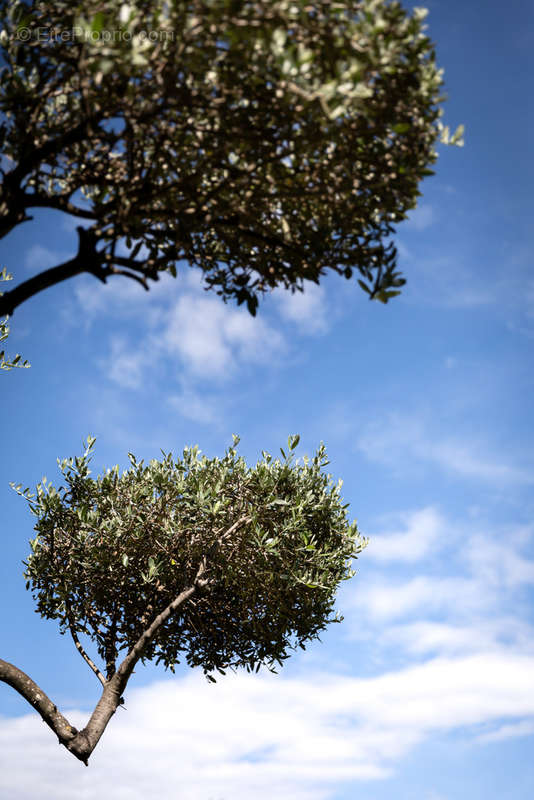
xmin=0 ymin=435 xmax=366 ymax=765
xmin=0 ymin=0 xmax=462 ymax=320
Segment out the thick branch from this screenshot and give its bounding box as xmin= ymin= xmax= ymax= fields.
xmin=0 ymin=255 xmax=87 ymax=318
xmin=0 ymin=227 xmax=102 ymax=317
xmin=212 ymin=514 xmax=251 ymax=550
xmin=0 ymin=658 xmax=79 ymax=748
xmin=0 ymin=518 xmax=252 ymax=765
xmin=0 ymin=228 xmax=171 ymax=317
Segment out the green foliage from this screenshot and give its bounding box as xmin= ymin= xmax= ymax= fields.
xmin=14 ymin=435 xmax=366 ymax=678
xmin=0 ymin=268 xmax=29 ymax=370
xmin=0 ymin=0 xmax=461 ymax=310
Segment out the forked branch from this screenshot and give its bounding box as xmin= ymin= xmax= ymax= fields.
xmin=0 ymin=563 xmax=207 ymax=764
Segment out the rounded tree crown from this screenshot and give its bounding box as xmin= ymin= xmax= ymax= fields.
xmin=17 ymin=435 xmax=366 ymax=677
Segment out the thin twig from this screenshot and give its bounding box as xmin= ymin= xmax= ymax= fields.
xmin=105 ymin=266 xmax=150 ymax=290
xmin=66 ymin=612 xmax=107 ymax=687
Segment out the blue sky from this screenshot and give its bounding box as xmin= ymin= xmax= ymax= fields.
xmin=1 ymin=1 xmax=533 ymax=797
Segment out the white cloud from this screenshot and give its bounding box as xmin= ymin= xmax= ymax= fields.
xmin=94 ymin=278 xmax=285 ymax=393
xmin=78 ymin=265 xmax=289 ymax=394
xmin=365 ymin=507 xmax=446 ymax=562
xmin=344 ymin=501 xmax=534 ymax=726
xmin=73 ymin=263 xmax=337 ymax=397
xmin=382 ymin=618 xmax=534 ymax=658
xmin=430 ymin=439 xmax=532 ymax=483
xmin=161 ymin=294 xmax=284 ymax=379
xmin=354 ymin=516 xmax=534 ymax=627
xmin=273 ymin=282 xmax=329 ymax=334
xmin=358 ymin=575 xmax=478 ymax=621
xmin=2 ymin=653 xmax=534 ymax=800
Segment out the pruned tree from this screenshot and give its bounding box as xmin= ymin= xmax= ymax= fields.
xmin=1 ymin=435 xmax=366 ymax=765
xmin=0 ymin=0 xmax=463 ymax=320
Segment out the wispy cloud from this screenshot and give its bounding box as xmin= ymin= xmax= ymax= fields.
xmin=347 ymin=506 xmax=534 ymax=683
xmin=75 ymin=266 xmax=335 ymax=385
xmin=357 ymin=412 xmax=534 ymax=485
xmin=399 ymin=237 xmax=534 ymax=324
xmin=404 ymin=203 xmax=436 ymax=232
xmin=476 ymin=719 xmax=534 ymax=744
xmin=101 ymin=337 xmax=145 ymax=390
xmin=357 ymin=533 xmax=534 ymax=625
xmin=88 ymin=269 xmax=286 ymax=398
xmin=358 ymin=575 xmax=478 ymax=621
xmin=24 ymin=244 xmax=68 ymax=272
xmin=76 ymin=267 xmax=337 ymax=428
xmin=272 ymin=282 xmax=329 ymax=334
xmin=167 ymin=386 xmax=221 ymax=425
xmin=73 ymin=270 xmax=175 ymax=320
xmin=382 ymin=618 xmax=534 ymax=659
xmin=365 ymin=507 xmax=447 ymax=562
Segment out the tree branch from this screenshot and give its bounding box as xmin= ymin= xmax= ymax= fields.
xmin=0 ymin=658 xmax=79 ymax=749
xmin=64 ymin=568 xmax=209 ymax=762
xmin=0 ymin=227 xmax=173 ymax=317
xmin=66 ymin=613 xmax=107 ymax=687
xmin=115 ymin=514 xmax=251 ymax=691
xmin=114 ymin=567 xmax=207 ymax=691
xmin=0 ymin=256 xmax=87 ymax=318
xmin=0 ymin=570 xmax=209 ymax=767
xmin=212 ymin=514 xmax=251 ymax=549
xmin=4 ymin=115 xmax=107 ymax=190
xmin=0 ymin=227 xmax=103 ymax=318
xmin=104 ymin=266 xmax=150 ymax=291
xmin=0 ymin=515 xmax=254 ymax=764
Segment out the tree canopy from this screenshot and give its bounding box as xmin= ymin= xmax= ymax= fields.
xmin=0 ymin=0 xmax=462 ymax=318
xmin=2 ymin=435 xmax=365 ymax=764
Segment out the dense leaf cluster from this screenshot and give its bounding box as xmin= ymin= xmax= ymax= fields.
xmin=0 ymin=0 xmax=458 ymax=314
xmin=16 ymin=436 xmax=366 ymax=678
